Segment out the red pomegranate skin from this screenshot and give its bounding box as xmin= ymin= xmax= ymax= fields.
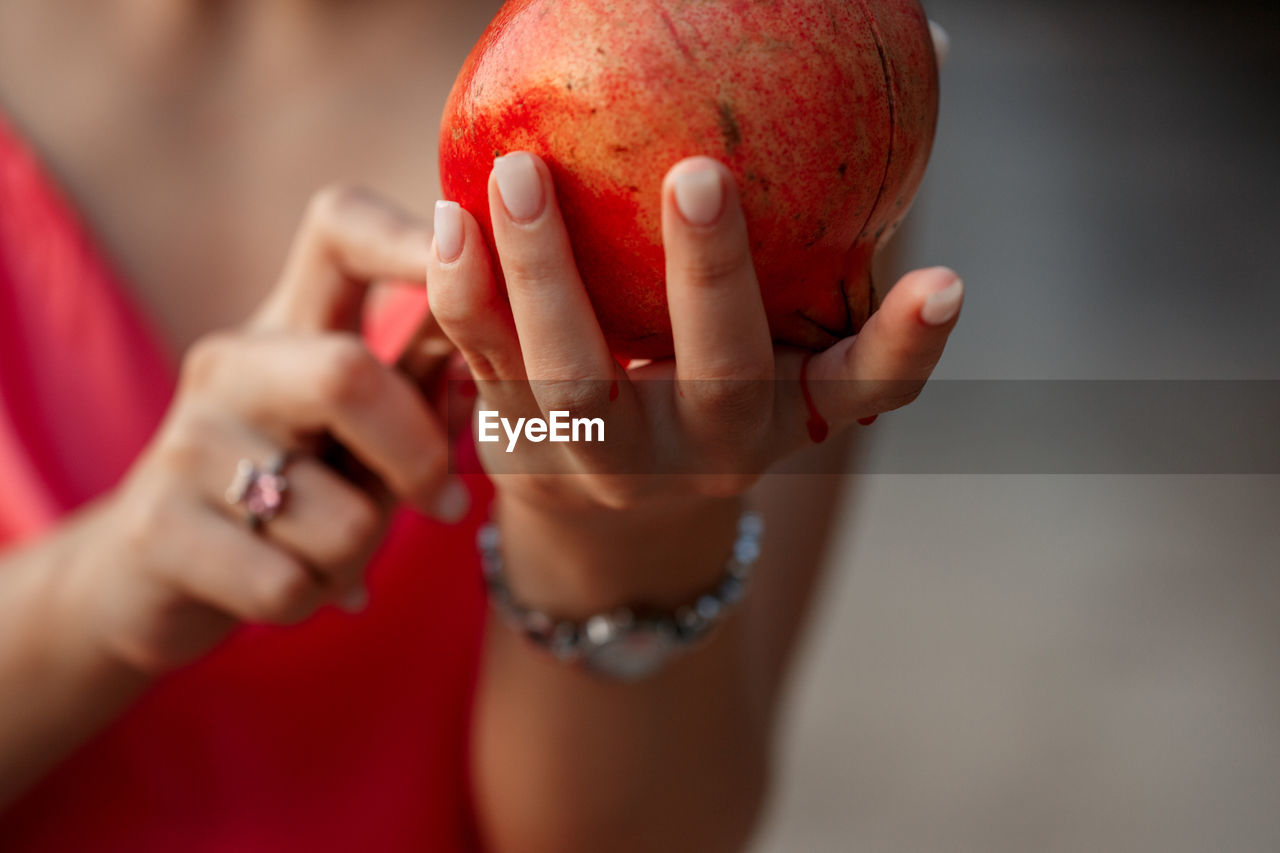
xmin=440 ymin=0 xmax=938 ymax=360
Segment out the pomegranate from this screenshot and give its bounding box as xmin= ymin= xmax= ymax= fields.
xmin=439 ymin=0 xmax=938 ymax=360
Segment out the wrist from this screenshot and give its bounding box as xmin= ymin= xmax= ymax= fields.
xmin=3 ymin=505 xmax=153 ymax=700
xmin=492 ymin=489 xmax=745 ymax=617
xmin=482 ymin=493 xmax=764 ymax=680
xmin=53 ymin=503 xmax=160 ymax=685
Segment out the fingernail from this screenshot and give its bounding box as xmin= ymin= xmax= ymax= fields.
xmin=929 ymin=20 xmax=951 ymax=68
xmin=434 ymin=200 xmax=463 ymax=263
xmin=858 ymin=415 xmax=878 ymax=427
xmin=921 ymin=276 xmax=964 ymax=326
xmin=673 ymin=162 xmax=724 ymax=226
xmin=339 ymin=584 xmax=368 ymax=614
xmin=493 ymin=153 xmax=545 ymax=222
xmin=432 ymin=477 xmax=470 ymax=523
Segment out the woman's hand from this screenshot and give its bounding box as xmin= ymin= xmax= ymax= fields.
xmin=68 ymin=186 xmax=460 ymax=674
xmin=459 ymin=22 xmax=957 ymax=853
xmin=428 ymin=153 xmax=962 ymax=514
xmin=432 ymin=150 xmax=962 ymax=852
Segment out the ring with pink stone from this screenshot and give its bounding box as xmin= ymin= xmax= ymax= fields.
xmin=225 ymin=451 xmax=291 ymax=531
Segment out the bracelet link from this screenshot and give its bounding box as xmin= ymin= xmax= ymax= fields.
xmin=476 ymin=508 xmax=765 ymax=680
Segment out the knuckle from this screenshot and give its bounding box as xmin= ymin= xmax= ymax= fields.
xmin=678 ymin=242 xmax=753 ymax=290
xmin=180 ymin=332 xmax=236 ymax=389
xmin=107 ymin=635 xmax=181 ymax=677
xmin=502 ymin=250 xmax=564 ymax=288
xmin=533 ymin=378 xmax=610 ymax=421
xmin=406 ymin=446 xmax=449 ymax=498
xmin=692 ymin=379 xmax=771 ymax=429
xmin=306 ymin=182 xmax=370 ymax=229
xmin=426 ymin=271 xmax=482 ymax=330
xmin=873 ymin=379 xmax=927 ymax=412
xmin=317 ymin=337 xmax=382 ymax=407
xmin=252 ymin=556 xmax=317 ymax=625
xmin=304 ymin=183 xmax=422 ymax=260
xmin=150 ymin=410 xmax=223 ymax=478
xmin=152 ymin=432 xmax=205 ymax=480
xmin=118 ymin=487 xmax=173 ymax=557
xmin=328 ymin=493 xmax=383 ymax=562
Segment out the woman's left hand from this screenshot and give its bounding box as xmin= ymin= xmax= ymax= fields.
xmin=428 ymin=151 xmax=963 ymax=512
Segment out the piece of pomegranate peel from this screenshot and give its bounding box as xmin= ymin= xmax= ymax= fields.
xmin=440 ymin=0 xmax=939 ymax=360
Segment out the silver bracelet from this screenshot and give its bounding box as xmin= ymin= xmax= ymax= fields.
xmin=476 ymin=508 xmax=765 ymax=681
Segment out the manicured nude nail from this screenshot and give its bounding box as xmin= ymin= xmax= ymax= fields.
xmin=434 ymin=200 xmax=464 ymax=262
xmin=929 ymin=20 xmax=951 ymax=68
xmin=673 ymin=162 xmax=724 ymax=226
xmin=432 ymin=477 xmax=471 ymax=523
xmin=340 ymin=585 xmax=369 ymax=614
xmin=493 ymin=152 xmax=545 ymax=222
xmin=921 ymin=276 xmax=964 ymax=326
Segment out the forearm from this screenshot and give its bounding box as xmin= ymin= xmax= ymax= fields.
xmin=0 ymin=507 xmax=151 ymax=810
xmin=471 ymin=436 xmax=855 ymax=852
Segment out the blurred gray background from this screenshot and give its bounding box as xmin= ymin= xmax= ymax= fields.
xmin=754 ymin=1 xmax=1280 ymax=850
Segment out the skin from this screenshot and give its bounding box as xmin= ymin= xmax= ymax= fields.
xmin=434 ymin=154 xmax=962 ymax=851
xmin=0 ymin=1 xmax=959 ymax=849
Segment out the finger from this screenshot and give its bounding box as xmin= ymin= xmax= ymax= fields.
xmin=929 ymin=20 xmax=950 ymax=69
xmin=488 ymin=152 xmax=617 ymax=409
xmin=662 ymin=157 xmax=774 ymax=436
xmin=150 ymin=499 xmax=329 ymax=626
xmin=429 ymin=200 xmax=524 ymax=381
xmin=808 ymin=266 xmax=963 ymax=423
xmin=207 ymin=433 xmax=386 ymax=599
xmin=255 ymin=184 xmax=433 ymax=333
xmin=429 ymin=198 xmax=536 ymax=429
xmin=183 ymin=333 xmax=459 ymax=517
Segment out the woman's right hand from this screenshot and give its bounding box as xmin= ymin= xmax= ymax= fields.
xmin=64 ymin=186 xmax=460 ymax=675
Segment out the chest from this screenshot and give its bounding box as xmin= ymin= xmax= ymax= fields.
xmin=57 ymin=98 xmax=444 ymax=355
xmin=0 ymin=9 xmax=478 ymax=356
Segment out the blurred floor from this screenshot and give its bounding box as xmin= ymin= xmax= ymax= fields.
xmin=753 ymin=2 xmax=1280 ymax=851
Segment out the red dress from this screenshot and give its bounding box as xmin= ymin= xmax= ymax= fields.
xmin=0 ymin=114 xmax=489 ymax=850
